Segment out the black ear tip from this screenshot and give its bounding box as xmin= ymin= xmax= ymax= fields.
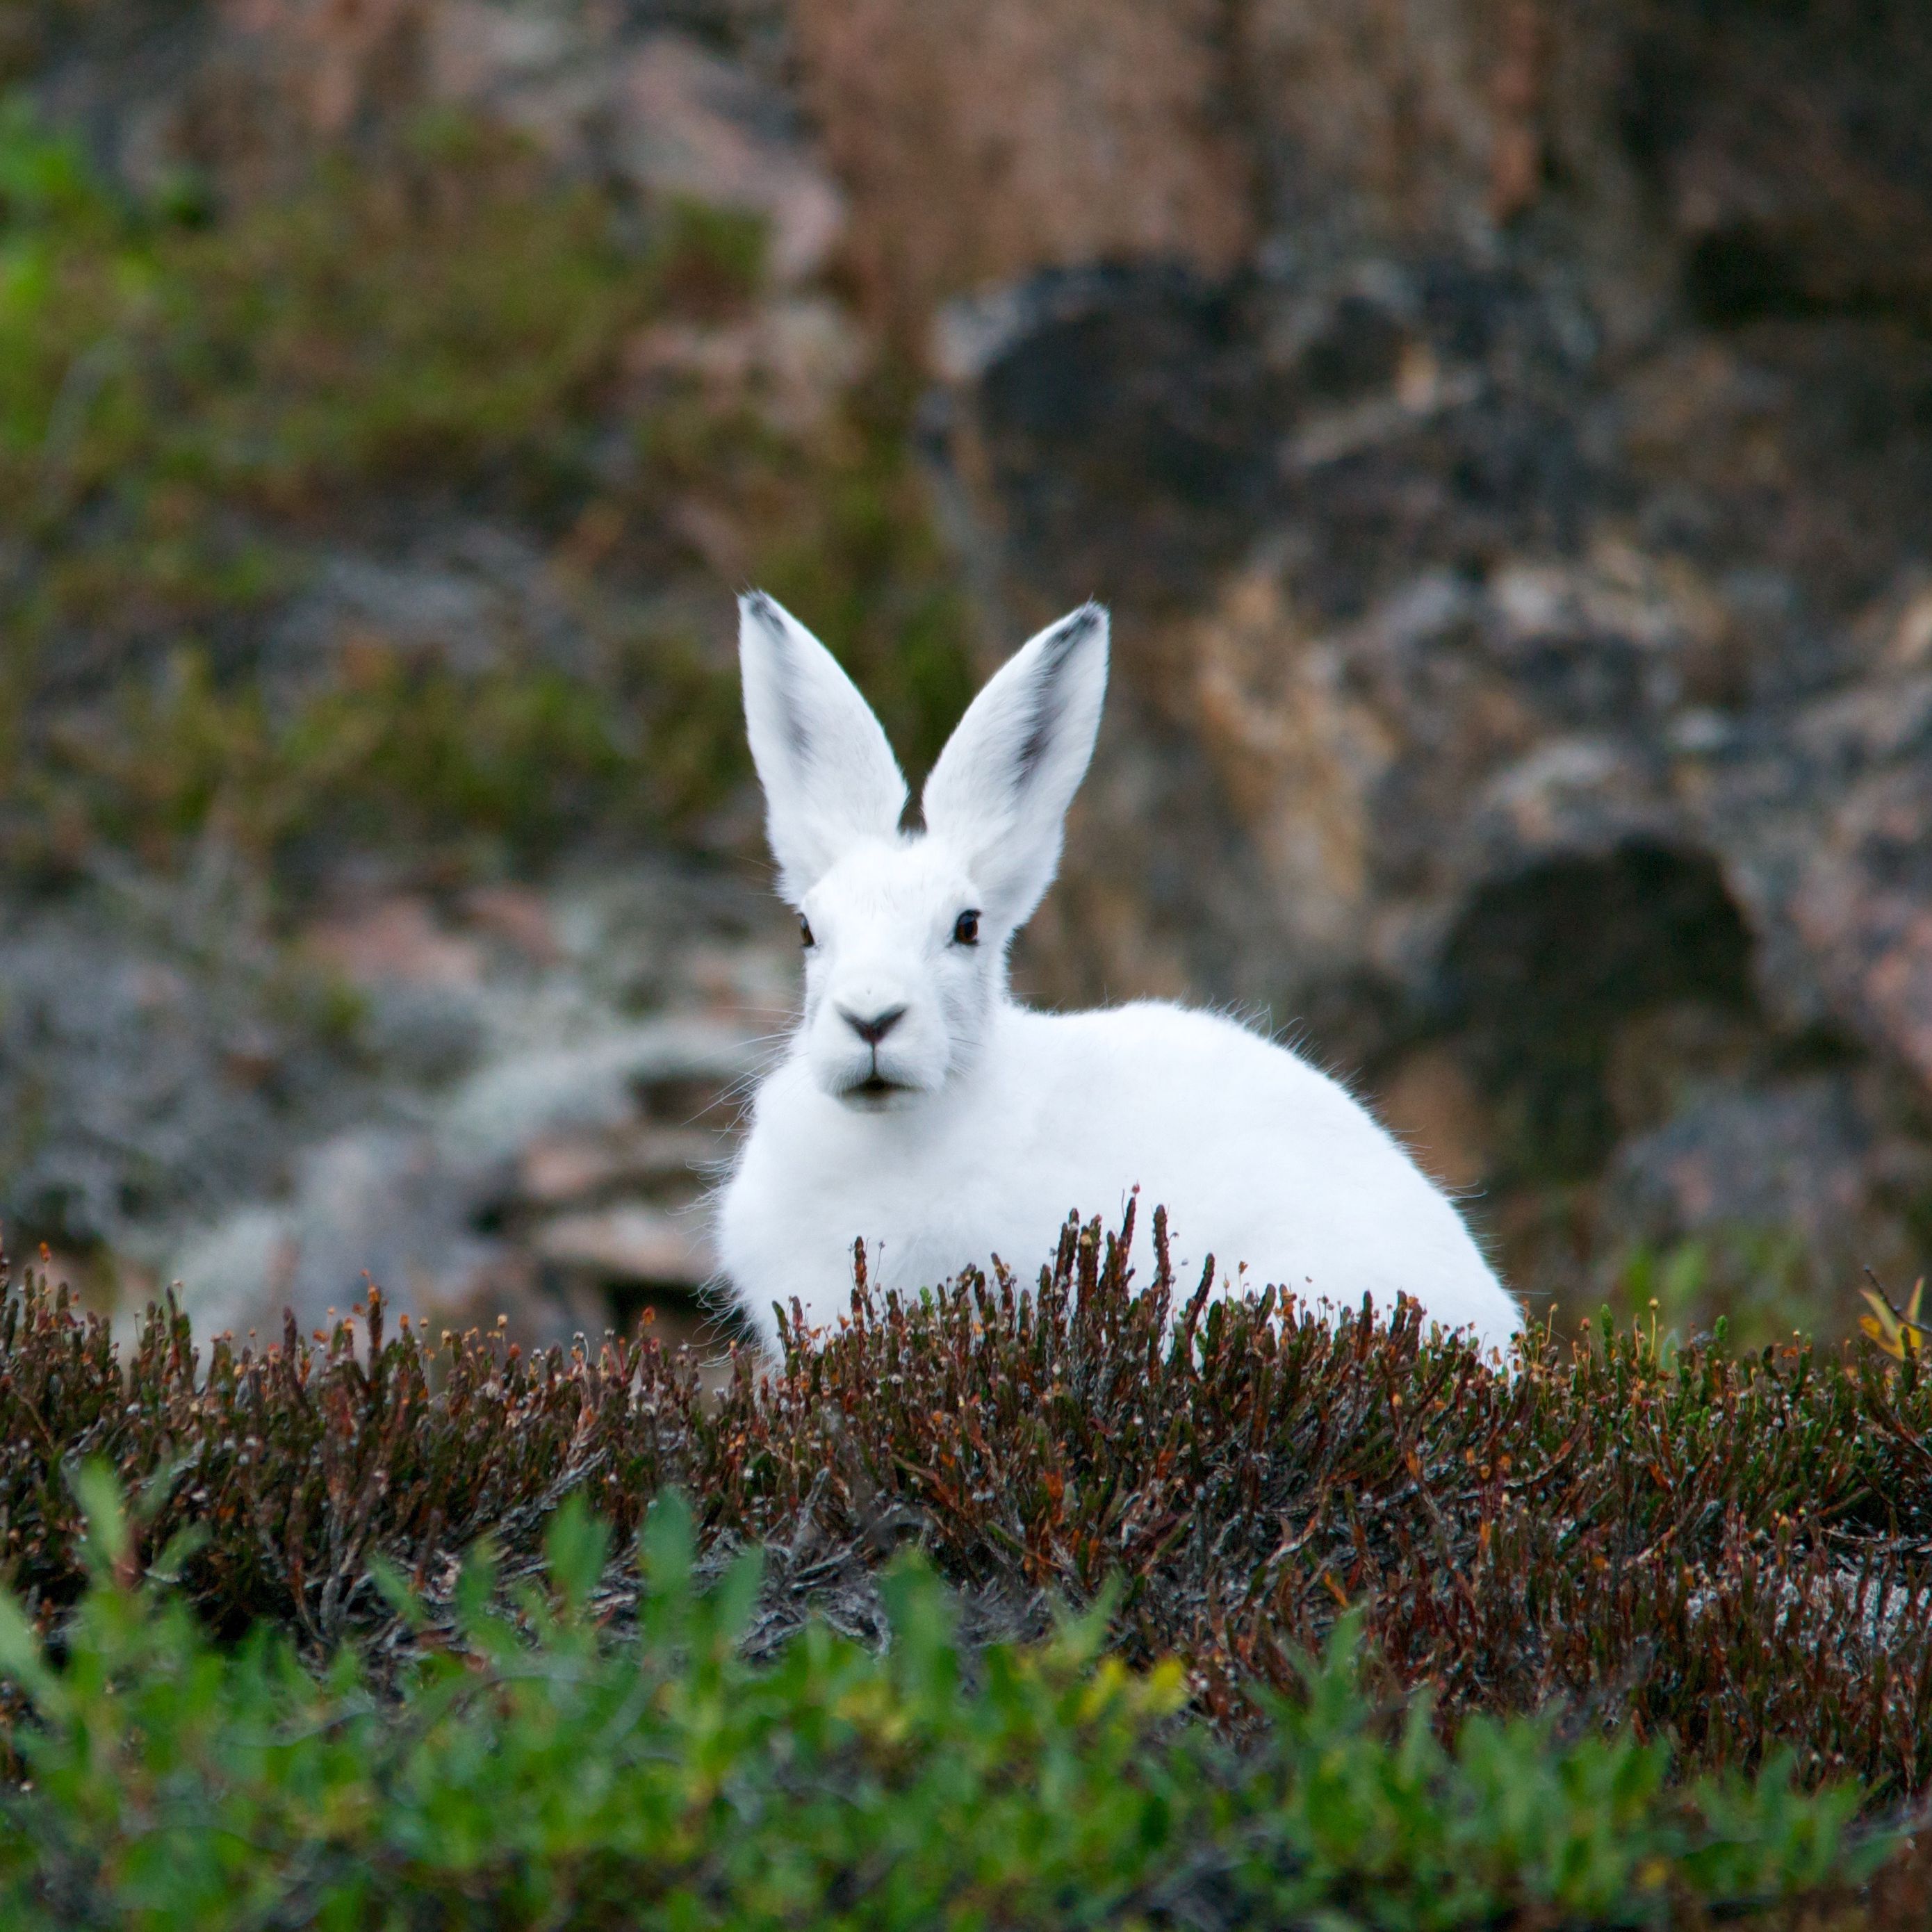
xmin=1040 ymin=601 xmax=1107 ymax=670
xmin=740 ymin=589 xmax=789 ymax=644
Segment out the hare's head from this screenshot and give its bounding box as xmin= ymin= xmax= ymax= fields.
xmin=739 ymin=591 xmax=1108 ymax=1110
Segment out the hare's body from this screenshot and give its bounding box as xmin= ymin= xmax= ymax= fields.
xmin=717 ymin=591 xmax=1520 ymax=1357
xmin=721 ymin=999 xmax=1515 ymax=1350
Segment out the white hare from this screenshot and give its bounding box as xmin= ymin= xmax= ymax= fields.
xmin=717 ymin=591 xmax=1521 ymax=1356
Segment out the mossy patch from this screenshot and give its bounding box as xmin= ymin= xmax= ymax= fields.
xmin=0 ymin=97 xmax=973 ymax=881
xmin=0 ymin=106 xmax=756 ymax=539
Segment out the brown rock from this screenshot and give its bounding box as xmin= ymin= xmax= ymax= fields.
xmin=932 ymin=162 xmax=1932 ymax=1300
xmin=1238 ymin=0 xmax=1501 ymax=240
xmin=518 ymin=1126 xmax=721 ymax=1206
xmin=532 ymin=1204 xmax=714 ymax=1286
xmin=1371 ymin=1044 xmax=1492 ymax=1193
xmin=791 ymin=0 xmax=1256 ymax=329
xmin=303 ymin=897 xmax=483 ymax=990
xmin=1188 ymin=569 xmax=1393 ymax=963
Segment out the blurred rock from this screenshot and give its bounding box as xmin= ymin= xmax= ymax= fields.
xmin=1601 ymin=1076 xmax=1920 ymax=1288
xmin=933 ymin=241 xmax=1932 ymax=1301
xmin=625 ymin=296 xmax=867 ymax=434
xmin=1791 ymin=760 xmax=1932 ymax=1094
xmin=35 ymin=1 xmax=847 ymax=292
xmin=532 ymin=1202 xmax=712 ymax=1286
xmin=166 ymin=987 xmax=764 ymax=1342
xmin=435 ymin=1015 xmax=760 ymax=1170
xmin=0 ymin=856 xmax=375 ymax=1265
xmin=611 ymin=32 xmax=844 ymax=286
xmin=1237 ymin=0 xmax=1503 ymax=243
xmin=1614 ymin=0 xmax=1932 ymax=325
xmin=936 ymin=268 xmax=1291 ymax=611
xmin=265 ymin=525 xmax=592 ymax=698
xmin=461 ymin=885 xmax=563 ymax=969
xmin=304 ymin=896 xmax=484 ymax=990
xmin=518 ymin=1126 xmax=722 ymax=1206
xmin=19 ymin=0 xmax=1932 ymax=1333
xmin=792 ymin=0 xmax=1254 ymax=326
xmin=1370 ymin=1043 xmax=1492 ymax=1194
xmin=0 ymin=848 xmax=786 ymax=1348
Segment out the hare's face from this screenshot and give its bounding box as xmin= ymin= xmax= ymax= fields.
xmin=795 ymin=837 xmax=997 ymax=1109
xmin=737 ymin=591 xmax=1108 ymax=1113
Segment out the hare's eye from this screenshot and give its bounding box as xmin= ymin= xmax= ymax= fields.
xmin=952 ymin=909 xmax=981 ymax=947
xmin=799 ymin=916 xmax=815 ymax=949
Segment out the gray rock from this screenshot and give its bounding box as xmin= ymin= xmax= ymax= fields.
xmin=935 ymin=252 xmax=1932 ymax=1302
xmin=0 ymin=858 xmax=377 ymax=1262
xmin=1603 ymin=1079 xmax=1876 ymax=1267
xmin=436 ymin=1017 xmax=764 ymax=1177
xmin=145 ymin=862 xmax=785 ymax=1341
xmin=532 ymin=1202 xmax=714 ymax=1286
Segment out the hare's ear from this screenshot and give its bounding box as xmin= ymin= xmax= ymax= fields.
xmin=739 ymin=591 xmax=908 ymax=903
xmin=921 ymin=603 xmax=1108 ymax=931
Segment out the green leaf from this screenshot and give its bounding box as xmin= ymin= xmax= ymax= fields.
xmin=368 ymin=1553 xmax=427 ymax=1632
xmin=69 ymin=1457 xmax=131 ymax=1581
xmin=639 ymin=1490 xmax=695 ymax=1645
xmin=545 ymin=1493 xmax=611 ymax=1620
xmin=0 ymin=1588 xmax=48 ymax=1696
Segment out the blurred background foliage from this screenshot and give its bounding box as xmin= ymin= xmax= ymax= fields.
xmin=1 ymin=0 xmax=1930 ymax=1356
xmin=0 ymin=92 xmax=969 ymax=883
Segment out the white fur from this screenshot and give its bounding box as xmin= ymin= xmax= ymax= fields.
xmin=719 ymin=592 xmax=1521 ymax=1357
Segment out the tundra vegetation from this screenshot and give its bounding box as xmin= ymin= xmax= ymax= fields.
xmin=0 ymin=1220 xmax=1928 ymax=1925
xmin=0 ymin=102 xmax=972 ymax=883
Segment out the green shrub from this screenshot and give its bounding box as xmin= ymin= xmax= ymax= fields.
xmin=0 ymin=97 xmax=974 ymax=874
xmin=0 ymin=106 xmax=729 ymax=528
xmin=0 ymin=1480 xmax=1900 ymax=1929
xmin=0 ymin=98 xmax=730 ymax=869
xmin=35 ymin=641 xmax=641 ymax=867
xmin=0 ymin=1202 xmax=1928 ymax=1815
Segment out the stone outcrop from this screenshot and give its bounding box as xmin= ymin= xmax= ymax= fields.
xmin=12 ymin=0 xmax=1932 ymax=1336
xmin=889 ymin=1 xmax=1932 ymax=1307
xmin=791 ymin=0 xmax=1254 ymax=329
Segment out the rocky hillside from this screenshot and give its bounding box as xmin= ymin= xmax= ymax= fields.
xmin=3 ymin=0 xmax=1930 ymax=1347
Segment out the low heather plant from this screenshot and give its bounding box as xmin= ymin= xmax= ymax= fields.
xmin=0 ymin=1202 xmax=1927 ymax=1808
xmin=0 ymin=1480 xmax=1910 ymax=1929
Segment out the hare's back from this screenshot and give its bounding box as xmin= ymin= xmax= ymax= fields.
xmin=1011 ymin=1001 xmax=1514 ymax=1342
xmin=1013 ymin=1000 xmax=1378 ymax=1160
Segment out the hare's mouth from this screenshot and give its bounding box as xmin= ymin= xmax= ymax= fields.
xmin=840 ymin=1072 xmax=915 ymax=1110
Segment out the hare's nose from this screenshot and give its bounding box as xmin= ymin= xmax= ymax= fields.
xmin=842 ymin=1004 xmax=906 ymax=1047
